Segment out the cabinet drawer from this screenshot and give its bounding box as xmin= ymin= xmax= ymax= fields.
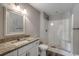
xmin=18 ymin=40 xmax=39 ymax=56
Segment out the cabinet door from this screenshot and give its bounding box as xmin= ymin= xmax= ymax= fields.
xmin=4 ymin=50 xmax=17 ymax=56
xmin=18 ymin=40 xmax=39 ymax=56
xmin=28 ymin=46 xmax=38 ymax=56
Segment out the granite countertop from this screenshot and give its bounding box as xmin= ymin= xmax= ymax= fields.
xmin=0 ymin=37 xmax=40 ymax=56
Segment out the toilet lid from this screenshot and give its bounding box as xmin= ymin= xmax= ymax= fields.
xmin=39 ymin=44 xmax=48 ymax=50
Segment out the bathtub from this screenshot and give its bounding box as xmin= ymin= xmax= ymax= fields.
xmin=47 ymin=46 xmax=73 ymax=56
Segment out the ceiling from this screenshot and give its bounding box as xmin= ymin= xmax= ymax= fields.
xmin=30 ymin=3 xmax=75 ymax=16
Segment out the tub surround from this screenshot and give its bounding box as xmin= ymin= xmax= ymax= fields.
xmin=0 ymin=35 xmax=40 ymax=56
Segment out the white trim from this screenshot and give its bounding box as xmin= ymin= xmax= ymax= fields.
xmin=71 ymin=14 xmax=74 ymax=55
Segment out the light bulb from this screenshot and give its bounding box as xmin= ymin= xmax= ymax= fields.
xmin=22 ymin=9 xmax=27 ymax=14
xmin=16 ymin=5 xmax=20 ymax=11
xmin=50 ymin=22 xmax=54 ymax=26
xmin=11 ymin=4 xmax=16 ymax=10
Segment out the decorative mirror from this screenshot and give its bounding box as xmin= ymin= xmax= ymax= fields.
xmin=4 ymin=8 xmax=25 ymax=35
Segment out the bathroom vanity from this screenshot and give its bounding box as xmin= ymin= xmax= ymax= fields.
xmin=0 ymin=3 xmax=40 ymax=57
xmin=0 ymin=6 xmax=40 ymax=56
xmin=0 ymin=37 xmax=39 ymax=56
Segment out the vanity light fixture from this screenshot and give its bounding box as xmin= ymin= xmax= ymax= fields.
xmin=14 ymin=3 xmax=27 ymax=15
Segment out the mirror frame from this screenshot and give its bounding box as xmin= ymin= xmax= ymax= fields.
xmin=4 ymin=8 xmax=25 ymax=36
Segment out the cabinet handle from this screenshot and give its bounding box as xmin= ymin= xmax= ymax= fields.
xmin=26 ymin=53 xmax=27 ymax=56
xmin=26 ymin=52 xmax=30 ymax=56
xmin=27 ymin=52 xmax=30 ymax=56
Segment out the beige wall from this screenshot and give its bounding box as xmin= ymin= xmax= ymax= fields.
xmin=40 ymin=12 xmax=49 ymax=44
xmin=21 ymin=4 xmax=40 ymax=37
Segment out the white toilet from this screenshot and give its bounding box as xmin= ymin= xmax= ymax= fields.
xmin=39 ymin=44 xmax=48 ymax=56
